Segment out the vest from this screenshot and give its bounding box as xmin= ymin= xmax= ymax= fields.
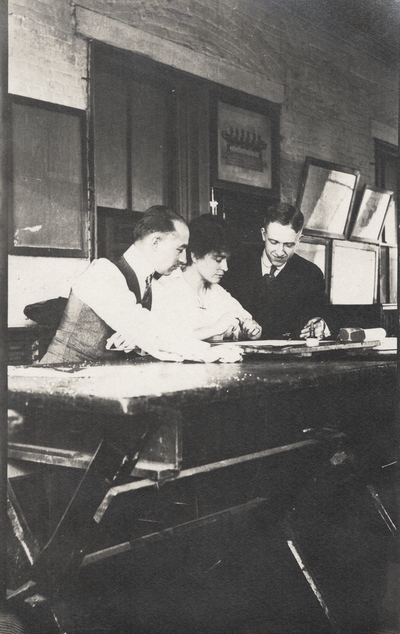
xmin=39 ymin=257 xmax=144 ymax=364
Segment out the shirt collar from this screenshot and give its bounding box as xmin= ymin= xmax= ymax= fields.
xmin=123 ymin=244 xmax=155 ymax=291
xmin=261 ymin=251 xmax=286 ymax=275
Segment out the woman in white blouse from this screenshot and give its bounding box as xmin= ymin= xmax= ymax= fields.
xmin=152 ymin=215 xmax=262 ymax=342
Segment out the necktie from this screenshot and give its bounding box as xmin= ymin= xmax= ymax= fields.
xmin=141 ymin=274 xmax=153 ymax=310
xmin=264 ymin=265 xmax=277 ymax=283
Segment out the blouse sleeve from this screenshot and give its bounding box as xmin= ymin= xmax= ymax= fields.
xmin=212 ymin=284 xmax=253 ymax=322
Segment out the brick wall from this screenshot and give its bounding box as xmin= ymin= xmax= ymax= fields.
xmin=9 ymin=0 xmax=87 ymax=109
xmin=7 ymin=0 xmax=398 ymax=325
xmin=10 ymin=0 xmax=394 ymax=198
xmin=95 ymin=0 xmax=396 ymax=198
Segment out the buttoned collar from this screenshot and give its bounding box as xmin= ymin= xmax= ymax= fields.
xmin=261 ymin=250 xmax=287 ymax=276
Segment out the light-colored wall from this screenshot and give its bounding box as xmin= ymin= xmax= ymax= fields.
xmin=8 ymin=0 xmax=398 ymax=324
xmin=9 ymin=0 xmax=88 ymax=325
xmin=8 ymin=256 xmax=88 ymax=326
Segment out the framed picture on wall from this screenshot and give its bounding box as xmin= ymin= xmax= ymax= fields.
xmin=217 ymin=101 xmax=271 ymax=189
xmin=210 ymin=90 xmax=280 ymax=200
xmin=10 ymin=96 xmax=87 ymax=257
xmin=296 ymin=157 xmax=360 ymax=239
xmin=330 ymin=240 xmax=379 ymax=304
xmin=348 ymin=184 xmax=393 ymax=244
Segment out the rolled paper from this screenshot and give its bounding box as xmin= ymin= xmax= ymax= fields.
xmin=338 ymin=327 xmax=386 ymax=343
xmin=362 ymin=328 xmax=386 ymax=343
xmin=338 ymin=327 xmax=365 ymax=342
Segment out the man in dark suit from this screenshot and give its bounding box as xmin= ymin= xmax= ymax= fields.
xmin=223 ymin=203 xmax=330 ymax=340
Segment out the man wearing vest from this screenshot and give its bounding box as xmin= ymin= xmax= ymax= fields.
xmin=40 ymin=206 xmax=241 ymax=364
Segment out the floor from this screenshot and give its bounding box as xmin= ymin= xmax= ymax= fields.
xmin=8 ymin=453 xmax=399 ymax=634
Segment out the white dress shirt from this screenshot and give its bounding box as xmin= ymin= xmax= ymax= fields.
xmin=72 ymin=245 xmax=212 ymax=361
xmin=261 ymin=251 xmax=286 ymax=277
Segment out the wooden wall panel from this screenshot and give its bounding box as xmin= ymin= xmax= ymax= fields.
xmin=130 ymin=81 xmax=168 ymax=211
xmin=94 ymin=73 xmax=128 ymax=209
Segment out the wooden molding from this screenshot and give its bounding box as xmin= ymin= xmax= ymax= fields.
xmin=74 ymin=5 xmax=284 ymax=104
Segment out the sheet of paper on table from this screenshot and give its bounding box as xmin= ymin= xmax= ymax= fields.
xmin=215 ymin=340 xmax=306 ymax=347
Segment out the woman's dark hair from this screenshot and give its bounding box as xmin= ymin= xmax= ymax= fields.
xmin=187 ymin=215 xmax=235 ymax=264
xmin=133 ymin=206 xmax=186 ymax=241
xmin=263 ymin=202 xmax=304 ymax=233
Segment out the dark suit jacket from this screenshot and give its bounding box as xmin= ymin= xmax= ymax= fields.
xmin=223 ymin=246 xmax=328 ymax=339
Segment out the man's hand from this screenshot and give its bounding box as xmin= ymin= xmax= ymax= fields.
xmin=107 ymin=331 xmax=242 ymax=363
xmin=240 ymin=318 xmax=262 ymax=340
xmin=202 ymin=344 xmax=243 ymax=363
xmin=106 ymin=332 xmax=135 ymax=351
xmin=300 ymin=317 xmax=329 ymax=340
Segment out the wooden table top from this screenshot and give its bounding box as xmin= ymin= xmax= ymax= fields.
xmin=8 ymin=356 xmax=396 ymax=417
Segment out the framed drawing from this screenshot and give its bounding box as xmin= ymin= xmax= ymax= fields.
xmin=330 ymin=240 xmax=379 ymax=304
xmin=210 ymin=91 xmax=280 ymax=199
xmin=11 ymin=96 xmax=88 ymax=256
xmin=349 ymin=184 xmax=392 ymax=244
xmin=217 ymin=101 xmax=271 ymax=189
xmin=297 ymin=157 xmax=360 ymax=239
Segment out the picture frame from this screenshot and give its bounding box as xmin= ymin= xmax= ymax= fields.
xmin=380 ymin=245 xmax=398 ymax=305
xmin=217 ymin=100 xmax=271 ymax=189
xmin=296 ymin=157 xmax=360 ymax=239
xmin=388 ymin=246 xmax=398 ymax=304
xmin=10 ymin=96 xmax=88 ymax=257
xmin=210 ymin=91 xmax=280 ymax=200
xmin=330 ymin=240 xmax=379 ymax=304
xmin=295 ymin=235 xmax=331 ymax=296
xmin=382 ymin=198 xmax=397 ymax=246
xmin=349 ymin=184 xmax=393 ymax=244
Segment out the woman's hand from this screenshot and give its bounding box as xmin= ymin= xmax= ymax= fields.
xmin=213 ymin=313 xmax=241 ymax=337
xmin=241 ymin=318 xmax=262 ymax=340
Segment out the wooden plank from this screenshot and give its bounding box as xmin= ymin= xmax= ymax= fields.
xmin=238 ymin=340 xmax=381 ymax=356
xmin=8 ymin=443 xmax=92 ymax=470
xmin=7 ymin=481 xmax=40 ymax=588
xmin=284 ymin=520 xmax=339 ymax=632
xmin=31 ymin=440 xmax=135 ymax=589
xmin=93 ymin=437 xmax=327 ymax=523
xmin=82 ymin=497 xmax=267 ymax=567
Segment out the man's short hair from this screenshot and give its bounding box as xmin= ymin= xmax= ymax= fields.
xmin=133 ymin=206 xmax=187 ymax=242
xmin=186 ymin=215 xmax=235 ymax=264
xmin=263 ymin=202 xmax=304 ymax=233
